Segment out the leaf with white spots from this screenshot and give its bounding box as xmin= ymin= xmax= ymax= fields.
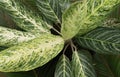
xmin=0 ymin=34 xmax=64 ymax=72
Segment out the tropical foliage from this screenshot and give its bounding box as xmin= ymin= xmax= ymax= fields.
xmin=0 ymin=0 xmax=120 ymax=77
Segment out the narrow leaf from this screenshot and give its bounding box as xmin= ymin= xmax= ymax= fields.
xmin=0 ymin=26 xmax=37 ymax=47
xmin=72 ymin=50 xmax=96 ymax=77
xmin=0 ymin=0 xmax=50 ymax=33
xmin=55 ymin=54 xmax=73 ymax=77
xmin=61 ymin=0 xmax=120 ymax=40
xmin=0 ymin=34 xmax=64 ymax=72
xmin=76 ymin=27 xmax=120 ymax=54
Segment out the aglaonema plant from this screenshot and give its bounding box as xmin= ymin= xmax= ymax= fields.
xmin=0 ymin=0 xmax=120 ymax=77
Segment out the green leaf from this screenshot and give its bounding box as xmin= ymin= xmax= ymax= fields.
xmin=55 ymin=54 xmax=73 ymax=77
xmin=72 ymin=50 xmax=96 ymax=77
xmin=5 ymin=70 xmax=37 ymax=77
xmin=93 ymin=54 xmax=120 ymax=77
xmin=0 ymin=26 xmax=37 ymax=47
xmin=0 ymin=0 xmax=50 ymax=33
xmin=61 ymin=0 xmax=120 ymax=40
xmin=76 ymin=27 xmax=120 ymax=54
xmin=36 ymin=0 xmax=61 ymax=24
xmin=0 ymin=34 xmax=64 ymax=72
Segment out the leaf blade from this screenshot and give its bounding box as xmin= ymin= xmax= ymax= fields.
xmin=55 ymin=54 xmax=73 ymax=77
xmin=76 ymin=27 xmax=120 ymax=54
xmin=72 ymin=50 xmax=96 ymax=77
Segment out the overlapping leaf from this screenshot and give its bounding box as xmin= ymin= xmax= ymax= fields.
xmin=0 ymin=26 xmax=37 ymax=47
xmin=72 ymin=50 xmax=96 ymax=77
xmin=61 ymin=0 xmax=120 ymax=40
xmin=55 ymin=54 xmax=73 ymax=77
xmin=0 ymin=0 xmax=50 ymax=33
xmin=0 ymin=34 xmax=64 ymax=72
xmin=93 ymin=54 xmax=120 ymax=77
xmin=76 ymin=27 xmax=120 ymax=54
xmin=36 ymin=0 xmax=61 ymax=24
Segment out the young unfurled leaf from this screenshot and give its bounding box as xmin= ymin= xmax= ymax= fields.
xmin=0 ymin=34 xmax=64 ymax=72
xmin=55 ymin=54 xmax=73 ymax=77
xmin=76 ymin=27 xmax=120 ymax=54
xmin=61 ymin=0 xmax=120 ymax=40
xmin=72 ymin=50 xmax=96 ymax=77
xmin=0 ymin=0 xmax=50 ymax=33
xmin=0 ymin=26 xmax=37 ymax=47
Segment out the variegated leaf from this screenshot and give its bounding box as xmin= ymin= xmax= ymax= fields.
xmin=0 ymin=0 xmax=50 ymax=33
xmin=0 ymin=26 xmax=37 ymax=47
xmin=36 ymin=0 xmax=61 ymax=24
xmin=72 ymin=50 xmax=96 ymax=77
xmin=0 ymin=34 xmax=64 ymax=72
xmin=55 ymin=54 xmax=73 ymax=77
xmin=61 ymin=0 xmax=120 ymax=40
xmin=76 ymin=27 xmax=120 ymax=54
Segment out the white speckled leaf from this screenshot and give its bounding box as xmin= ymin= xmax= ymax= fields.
xmin=61 ymin=0 xmax=120 ymax=40
xmin=0 ymin=34 xmax=64 ymax=72
xmin=0 ymin=0 xmax=50 ymax=33
xmin=0 ymin=26 xmax=37 ymax=47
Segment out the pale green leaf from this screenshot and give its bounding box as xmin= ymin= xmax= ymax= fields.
xmin=0 ymin=34 xmax=64 ymax=72
xmin=76 ymin=27 xmax=120 ymax=54
xmin=55 ymin=54 xmax=73 ymax=77
xmin=61 ymin=0 xmax=120 ymax=40
xmin=72 ymin=50 xmax=96 ymax=77
xmin=0 ymin=0 xmax=50 ymax=33
xmin=0 ymin=26 xmax=37 ymax=47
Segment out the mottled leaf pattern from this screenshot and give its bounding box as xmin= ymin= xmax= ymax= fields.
xmin=36 ymin=0 xmax=61 ymax=24
xmin=0 ymin=34 xmax=64 ymax=72
xmin=61 ymin=0 xmax=120 ymax=40
xmin=0 ymin=0 xmax=50 ymax=33
xmin=55 ymin=54 xmax=73 ymax=77
xmin=0 ymin=26 xmax=37 ymax=47
xmin=72 ymin=50 xmax=96 ymax=77
xmin=76 ymin=27 xmax=120 ymax=54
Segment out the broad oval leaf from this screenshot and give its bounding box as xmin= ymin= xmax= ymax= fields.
xmin=93 ymin=54 xmax=120 ymax=77
xmin=61 ymin=0 xmax=120 ymax=40
xmin=0 ymin=34 xmax=64 ymax=72
xmin=72 ymin=50 xmax=96 ymax=77
xmin=76 ymin=27 xmax=120 ymax=54
xmin=0 ymin=26 xmax=37 ymax=47
xmin=55 ymin=54 xmax=73 ymax=77
xmin=0 ymin=0 xmax=50 ymax=33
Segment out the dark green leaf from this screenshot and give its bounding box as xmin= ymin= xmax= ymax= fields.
xmin=76 ymin=27 xmax=120 ymax=54
xmin=5 ymin=71 xmax=37 ymax=77
xmin=72 ymin=50 xmax=96 ymax=77
xmin=55 ymin=54 xmax=73 ymax=77
xmin=93 ymin=54 xmax=120 ymax=77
